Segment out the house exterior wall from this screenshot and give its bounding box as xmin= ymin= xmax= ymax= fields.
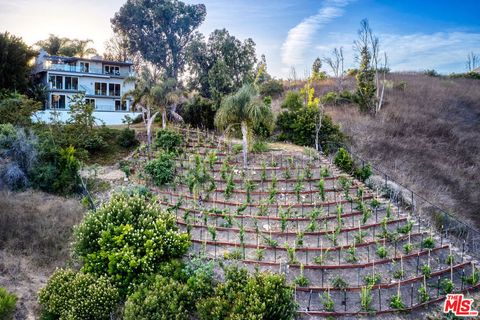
xmin=32 ymin=52 xmax=140 ymax=125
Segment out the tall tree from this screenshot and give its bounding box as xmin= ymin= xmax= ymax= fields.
xmin=123 ymin=67 xmax=180 ymax=155
xmin=104 ymin=32 xmax=130 ymax=62
xmin=34 ymin=34 xmax=69 ymax=56
xmin=466 ymin=52 xmax=479 ymax=72
xmin=67 ymin=39 xmax=97 ymax=58
xmin=354 ymin=19 xmax=387 ymax=115
xmin=112 ymin=0 xmax=206 ymax=80
xmin=214 ymin=84 xmax=272 ymax=168
xmin=254 ymin=54 xmax=270 ymax=85
xmin=323 ymin=47 xmax=345 ymax=91
xmin=187 ymin=29 xmax=257 ymax=104
xmin=0 ymin=32 xmax=36 ymax=92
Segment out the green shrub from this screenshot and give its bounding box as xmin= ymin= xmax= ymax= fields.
xmin=334 ymin=147 xmax=354 ymax=173
xmin=155 ymin=129 xmax=183 ymax=153
xmin=276 ymin=106 xmax=344 ymax=149
xmin=180 ymin=96 xmax=216 ymax=130
xmin=0 ymin=287 xmax=17 ymax=320
xmin=251 ymin=140 xmax=269 ymax=153
xmin=0 ymin=123 xmax=16 ymax=149
xmin=0 ymin=93 xmax=40 ymax=126
xmin=354 ymin=164 xmax=372 ymax=182
xmin=73 ymin=193 xmax=191 ymax=295
xmin=124 ymin=275 xmax=190 ymax=320
xmin=281 ymin=91 xmax=303 ymax=111
xmin=145 ymin=152 xmax=176 ymax=186
xmin=79 ymin=133 xmax=107 ymax=153
xmin=117 ymin=128 xmax=138 ymax=148
xmin=38 ymin=269 xmax=119 ymax=320
xmin=259 ymin=80 xmax=284 ymax=99
xmin=196 ymin=267 xmax=297 ymax=320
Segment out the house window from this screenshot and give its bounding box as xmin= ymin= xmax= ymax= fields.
xmin=64 ymin=77 xmax=78 ymax=90
xmin=51 ymin=94 xmax=66 ymax=109
xmin=85 ymin=98 xmax=95 ymax=108
xmin=115 ymin=100 xmax=127 ymax=111
xmin=80 ymin=62 xmax=90 ymax=73
xmin=49 ymin=75 xmax=63 ymax=89
xmin=104 ymin=65 xmax=120 ymax=75
xmin=94 ymin=82 xmax=107 ymax=95
xmin=109 ymin=83 xmax=121 ymax=96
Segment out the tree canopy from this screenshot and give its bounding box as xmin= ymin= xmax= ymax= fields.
xmin=187 ymin=29 xmax=257 ymax=104
xmin=0 ymin=32 xmax=36 ymax=92
xmin=35 ymin=34 xmax=97 ymax=57
xmin=112 ymin=0 xmax=206 ymax=80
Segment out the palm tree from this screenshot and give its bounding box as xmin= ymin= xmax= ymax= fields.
xmin=71 ymin=39 xmax=97 ymax=58
xmin=215 ymin=84 xmax=273 ymax=168
xmin=35 ymin=34 xmax=70 ymax=55
xmin=123 ymin=67 xmax=181 ymax=155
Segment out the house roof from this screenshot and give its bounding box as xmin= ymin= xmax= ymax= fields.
xmin=44 ymin=54 xmax=133 ymax=66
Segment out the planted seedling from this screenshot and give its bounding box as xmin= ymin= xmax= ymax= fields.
xmin=390 ymin=294 xmax=405 ymax=310
xmin=331 ymin=276 xmax=348 ymax=289
xmin=320 ymin=290 xmax=335 ymax=312
xmin=294 ymin=264 xmax=309 ymax=287
xmin=360 ymin=286 xmax=373 ymax=311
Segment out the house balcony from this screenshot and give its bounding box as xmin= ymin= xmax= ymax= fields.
xmin=41 ymin=62 xmax=133 ymax=78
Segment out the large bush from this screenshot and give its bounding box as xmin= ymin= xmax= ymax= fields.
xmin=196 ymin=267 xmax=297 ymax=320
xmin=277 ymin=106 xmax=344 ymax=150
xmin=155 ymin=129 xmax=184 ymax=153
xmin=145 ymin=151 xmax=176 ymax=186
xmin=117 ymin=128 xmax=139 ymax=148
xmin=0 ymin=93 xmax=40 ymax=126
xmin=73 ymin=193 xmax=191 ymax=294
xmin=38 ymin=269 xmax=119 ymax=320
xmin=0 ymin=287 xmax=17 ymax=320
xmin=180 ymin=96 xmax=216 ymax=130
xmin=259 ymin=80 xmax=284 ymax=99
xmin=124 ymin=258 xmax=214 ymax=320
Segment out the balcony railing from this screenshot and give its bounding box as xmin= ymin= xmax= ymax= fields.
xmin=43 ymin=63 xmax=133 ymax=77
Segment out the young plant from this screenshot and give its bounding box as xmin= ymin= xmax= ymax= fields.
xmin=422 ymin=236 xmax=435 ymax=249
xmin=244 ymin=179 xmax=256 ymax=203
xmin=268 ymin=175 xmax=278 ymax=204
xmin=318 ymin=178 xmax=325 ymax=201
xmin=320 ymin=290 xmax=334 ymax=312
xmin=285 ymin=243 xmax=298 ymax=264
xmin=418 ymin=284 xmax=430 ymax=303
xmin=294 ymin=179 xmax=304 ymax=203
xmin=389 ymin=294 xmax=405 ymax=310
xmin=346 ymin=245 xmax=358 ymax=263
xmin=403 ymin=242 xmax=413 ymax=254
xmin=376 ymin=245 xmax=388 ymax=259
xmin=360 ymin=286 xmax=373 ymax=311
xmin=421 ymin=264 xmax=431 ymax=278
xmin=207 ymin=151 xmax=217 ymax=170
xmin=397 ymin=221 xmax=413 ymax=234
xmin=224 ymin=172 xmax=235 ymax=199
xmin=441 ymin=279 xmax=454 ymax=294
xmin=304 ymin=166 xmax=313 ymax=180
xmin=463 ymin=267 xmax=479 ymax=285
xmin=294 ymin=264 xmax=309 ymax=287
xmin=364 ymin=274 xmax=381 ymax=286
xmin=320 ymin=167 xmax=330 ymax=178
xmin=260 ymin=161 xmax=267 ymax=182
xmin=220 ymin=158 xmax=231 ymax=181
xmin=295 ymin=231 xmax=304 ymax=247
xmin=306 ymin=219 xmax=317 ymax=232
xmin=208 ymin=225 xmax=217 ymax=241
xmin=314 ymin=249 xmax=330 ymax=265
xmin=255 ymin=248 xmax=265 ymax=261
xmin=331 ymin=276 xmax=348 ymax=290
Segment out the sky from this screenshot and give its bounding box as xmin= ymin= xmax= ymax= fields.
xmin=1 ymin=0 xmax=479 ymax=78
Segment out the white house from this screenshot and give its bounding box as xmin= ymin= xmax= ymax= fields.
xmin=32 ymin=50 xmax=141 ymax=125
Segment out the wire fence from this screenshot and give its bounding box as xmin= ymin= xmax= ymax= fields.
xmin=320 ymin=141 xmax=480 ymax=261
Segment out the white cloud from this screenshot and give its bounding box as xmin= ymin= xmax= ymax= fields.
xmin=316 ymin=31 xmax=480 ymax=73
xmin=281 ymin=0 xmax=351 ymax=71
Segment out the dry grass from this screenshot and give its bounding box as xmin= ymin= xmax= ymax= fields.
xmin=326 ymin=73 xmax=480 ymax=228
xmin=0 ymin=190 xmax=85 ymax=269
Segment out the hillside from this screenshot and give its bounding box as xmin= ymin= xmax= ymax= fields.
xmin=324 ymin=74 xmax=480 ymax=230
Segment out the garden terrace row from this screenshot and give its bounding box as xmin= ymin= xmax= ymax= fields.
xmin=188 ymin=231 xmax=446 ymax=269
xmin=169 ymin=183 xmax=367 ymax=205
xmin=155 ymin=189 xmax=375 ymax=211
xmin=177 ymin=216 xmax=414 ymax=249
xmin=196 ymin=244 xmax=469 ymax=290
xmin=163 ymin=202 xmax=406 ymax=233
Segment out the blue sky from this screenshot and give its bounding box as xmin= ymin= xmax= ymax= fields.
xmin=1 ymin=0 xmax=479 ymax=77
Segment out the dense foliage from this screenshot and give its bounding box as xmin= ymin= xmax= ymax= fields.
xmin=155 ymin=129 xmax=184 ymax=153
xmin=187 ymin=29 xmax=257 ymax=105
xmin=38 ymin=269 xmax=119 ymax=320
xmin=73 ymin=193 xmax=191 ymax=294
xmin=0 ymin=287 xmax=17 ymax=320
xmin=0 ymin=92 xmax=41 ymax=126
xmin=196 ymin=267 xmax=297 ymax=320
xmin=0 ymin=32 xmax=36 ymax=92
xmin=112 ymin=0 xmax=206 ymax=79
xmin=180 ymin=95 xmax=216 ymax=129
xmin=276 ymin=92 xmax=344 ymax=151
xmin=145 ymin=151 xmax=176 ymax=186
